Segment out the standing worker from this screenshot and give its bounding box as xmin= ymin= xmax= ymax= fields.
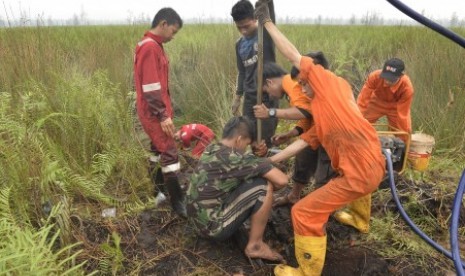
xmin=230 ymin=0 xmax=279 ymax=147
xmin=254 ymin=1 xmax=385 ymax=275
xmin=253 ymin=61 xmax=336 ymax=206
xmin=357 ymin=58 xmax=414 ymax=140
xmin=133 ymin=8 xmax=186 ymax=218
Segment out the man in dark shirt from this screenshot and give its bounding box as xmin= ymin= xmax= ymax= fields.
xmin=230 ymin=0 xmax=279 ymax=147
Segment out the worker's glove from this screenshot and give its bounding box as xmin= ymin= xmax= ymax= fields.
xmin=231 ymin=95 xmax=242 ymax=115
xmin=252 ymin=140 xmax=268 ymax=157
xmin=254 ymin=0 xmax=272 ymax=25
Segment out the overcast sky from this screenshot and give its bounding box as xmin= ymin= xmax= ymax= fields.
xmin=1 ymin=0 xmax=464 ymax=23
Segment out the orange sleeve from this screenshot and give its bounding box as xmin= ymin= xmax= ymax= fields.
xmin=283 ymin=75 xmax=312 ymax=112
xmin=282 ymin=75 xmax=294 ymax=97
xmin=357 ymin=72 xmax=378 ymax=114
xmin=282 ymin=74 xmax=313 ymax=132
xmin=299 ymin=125 xmax=320 ymax=150
xmin=396 ymin=79 xmax=414 ymax=133
xmin=296 ymin=118 xmax=312 ymax=132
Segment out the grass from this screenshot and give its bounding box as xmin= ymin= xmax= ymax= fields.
xmin=0 ymin=22 xmax=465 ymax=273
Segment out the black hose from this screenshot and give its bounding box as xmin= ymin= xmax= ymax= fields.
xmin=385 ymin=0 xmax=465 ymax=48
xmin=450 ymin=170 xmax=465 ymax=276
xmin=383 ymin=149 xmax=465 ymax=269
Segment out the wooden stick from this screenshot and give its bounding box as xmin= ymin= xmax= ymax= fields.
xmin=256 ymin=22 xmax=264 ymax=143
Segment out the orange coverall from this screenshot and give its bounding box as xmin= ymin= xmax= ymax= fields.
xmin=297 ymin=57 xmax=385 ymax=236
xmin=357 ymin=69 xmax=414 ymax=135
xmin=282 ymin=74 xmax=322 ymax=150
xmin=282 ymin=74 xmax=313 ymax=132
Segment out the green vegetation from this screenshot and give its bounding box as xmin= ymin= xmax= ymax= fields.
xmin=0 ymin=23 xmax=464 ymax=274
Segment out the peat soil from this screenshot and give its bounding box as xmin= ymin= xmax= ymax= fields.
xmin=74 ymin=165 xmax=463 ymax=275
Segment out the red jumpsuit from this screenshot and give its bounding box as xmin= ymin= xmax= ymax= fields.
xmin=357 ymin=69 xmax=414 ymax=137
xmin=134 ymin=32 xmax=179 ymax=173
xmin=297 ymin=57 xmax=385 ymax=236
xmin=179 ymin=124 xmax=215 ymax=158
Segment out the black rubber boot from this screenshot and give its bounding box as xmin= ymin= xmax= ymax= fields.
xmin=150 ymin=166 xmax=165 ymax=195
xmin=149 ymin=161 xmax=168 ymax=206
xmin=165 ymin=176 xmax=187 ymax=218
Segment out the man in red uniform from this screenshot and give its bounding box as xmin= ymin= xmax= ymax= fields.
xmin=133 ymin=8 xmax=186 ymax=217
xmin=175 ymin=124 xmax=216 ymax=158
xmin=357 ymin=58 xmax=414 ymax=140
xmin=255 ymin=2 xmax=385 ymax=275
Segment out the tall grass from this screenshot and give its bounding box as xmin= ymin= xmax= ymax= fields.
xmin=0 ymin=22 xmax=464 ymax=272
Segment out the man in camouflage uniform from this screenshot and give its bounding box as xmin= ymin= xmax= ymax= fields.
xmin=186 ymin=116 xmax=288 ymax=262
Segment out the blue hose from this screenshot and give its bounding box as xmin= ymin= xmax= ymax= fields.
xmin=383 ymin=149 xmax=465 ymax=269
xmin=385 ymin=0 xmax=465 ymax=48
xmin=450 ymin=170 xmax=465 ymax=275
xmin=383 ymin=1 xmax=465 ymax=273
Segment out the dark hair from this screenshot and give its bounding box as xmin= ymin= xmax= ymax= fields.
xmin=290 ymin=51 xmax=329 ymax=79
xmin=151 ymin=7 xmax=183 ymax=29
xmin=222 ymin=116 xmax=256 ymax=142
xmin=231 ymin=0 xmax=254 ymax=22
xmin=263 ymin=62 xmax=287 ymax=81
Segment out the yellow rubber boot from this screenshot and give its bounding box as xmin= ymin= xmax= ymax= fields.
xmin=334 ymin=194 xmax=372 ymax=233
xmin=274 ymin=235 xmax=327 ymax=276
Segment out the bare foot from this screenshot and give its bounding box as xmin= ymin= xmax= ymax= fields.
xmin=244 ymin=241 xmax=284 ymax=262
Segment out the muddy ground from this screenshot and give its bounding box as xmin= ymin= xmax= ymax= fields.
xmin=74 ymin=161 xmax=463 ymax=275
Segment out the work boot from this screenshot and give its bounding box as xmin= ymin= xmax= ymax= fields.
xmin=149 ymin=163 xmax=167 ymax=206
xmin=165 ymin=176 xmax=187 ymax=218
xmin=151 ymin=167 xmax=165 ymax=193
xmin=274 ymin=235 xmax=327 ymax=276
xmin=334 ymin=193 xmax=372 ymax=233
xmin=149 ymin=156 xmax=166 ymax=192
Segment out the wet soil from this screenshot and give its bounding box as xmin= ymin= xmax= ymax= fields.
xmin=73 ymin=163 xmax=463 ymax=275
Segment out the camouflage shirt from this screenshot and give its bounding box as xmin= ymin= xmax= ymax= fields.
xmin=186 ymin=142 xmax=273 ymax=238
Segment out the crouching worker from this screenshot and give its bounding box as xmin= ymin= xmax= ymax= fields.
xmin=254 ymin=1 xmax=385 ymax=275
xmin=186 ymin=116 xmax=288 ymax=262
xmin=175 ymin=123 xmax=215 ymax=158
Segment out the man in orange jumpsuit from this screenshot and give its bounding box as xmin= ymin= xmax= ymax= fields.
xmin=253 ymin=61 xmax=335 ymax=206
xmin=175 ymin=123 xmax=215 ymax=158
xmin=357 ymin=58 xmax=414 ymax=140
xmin=255 ymin=1 xmax=385 ymax=274
xmin=134 ymin=8 xmax=186 ymax=217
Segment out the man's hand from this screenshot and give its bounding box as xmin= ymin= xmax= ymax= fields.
xmin=254 ymin=0 xmax=271 ymax=25
xmin=253 ymin=103 xmax=269 ymax=119
xmin=271 ymin=128 xmax=298 ymax=145
xmin=271 ymin=133 xmax=290 ymax=146
xmin=232 ymin=95 xmax=242 ymax=116
xmin=252 ymin=140 xmax=268 ymax=157
xmin=160 ymin=117 xmax=175 ymax=138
